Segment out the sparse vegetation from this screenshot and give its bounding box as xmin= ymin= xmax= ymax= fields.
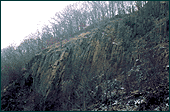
xmin=1 ymin=1 xmax=169 ymax=111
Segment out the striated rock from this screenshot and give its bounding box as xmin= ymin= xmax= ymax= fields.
xmin=1 ymin=3 xmax=169 ymax=111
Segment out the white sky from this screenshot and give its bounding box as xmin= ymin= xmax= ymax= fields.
xmin=1 ymin=1 xmax=141 ymax=50
xmin=1 ymin=1 xmax=78 ymax=50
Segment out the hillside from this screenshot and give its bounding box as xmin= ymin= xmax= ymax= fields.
xmin=1 ymin=1 xmax=169 ymax=111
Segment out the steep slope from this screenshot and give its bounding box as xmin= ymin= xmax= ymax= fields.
xmin=1 ymin=2 xmax=169 ymax=111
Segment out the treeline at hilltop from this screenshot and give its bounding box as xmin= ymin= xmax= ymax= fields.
xmin=1 ymin=1 xmax=145 ymax=89
xmin=1 ymin=1 xmax=169 ymax=111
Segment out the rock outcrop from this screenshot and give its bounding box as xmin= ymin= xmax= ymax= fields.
xmin=1 ymin=2 xmax=169 ymax=111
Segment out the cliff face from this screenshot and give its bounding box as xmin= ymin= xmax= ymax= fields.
xmin=1 ymin=2 xmax=169 ymax=111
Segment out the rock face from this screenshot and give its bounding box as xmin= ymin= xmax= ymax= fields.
xmin=1 ymin=3 xmax=169 ymax=111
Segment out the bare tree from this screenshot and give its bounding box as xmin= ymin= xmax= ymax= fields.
xmin=108 ymin=1 xmax=117 ymax=18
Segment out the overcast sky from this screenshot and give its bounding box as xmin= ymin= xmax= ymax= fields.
xmin=1 ymin=1 xmax=140 ymax=50
xmin=1 ymin=1 xmax=79 ymax=50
